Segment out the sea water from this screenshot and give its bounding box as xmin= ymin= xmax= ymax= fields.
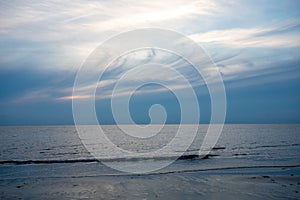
xmin=0 ymin=124 xmax=299 ymax=178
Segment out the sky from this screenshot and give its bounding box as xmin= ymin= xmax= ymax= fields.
xmin=0 ymin=0 xmax=300 ymax=125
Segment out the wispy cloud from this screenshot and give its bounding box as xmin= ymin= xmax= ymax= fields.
xmin=0 ymin=0 xmax=219 ymax=39
xmin=0 ymin=0 xmax=221 ymax=71
xmin=1 ymin=0 xmax=300 ymax=104
xmin=190 ymin=19 xmax=300 ymax=48
xmin=73 ymin=1 xmax=219 ymax=32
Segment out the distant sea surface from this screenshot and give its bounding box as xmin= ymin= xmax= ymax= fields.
xmin=0 ymin=124 xmax=299 ymax=177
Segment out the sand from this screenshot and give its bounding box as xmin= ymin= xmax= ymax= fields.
xmin=1 ymin=166 xmax=299 ymax=200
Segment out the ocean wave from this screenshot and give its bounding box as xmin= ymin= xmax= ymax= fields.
xmin=0 ymin=153 xmax=220 ymax=165
xmin=231 ymin=143 xmax=300 ymax=150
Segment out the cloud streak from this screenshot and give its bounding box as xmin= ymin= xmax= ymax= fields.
xmin=190 ymin=18 xmax=300 ymax=48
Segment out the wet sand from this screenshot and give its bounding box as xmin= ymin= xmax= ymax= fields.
xmin=1 ymin=166 xmax=299 ymax=200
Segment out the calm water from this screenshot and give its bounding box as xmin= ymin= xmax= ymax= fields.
xmin=0 ymin=124 xmax=299 ymax=177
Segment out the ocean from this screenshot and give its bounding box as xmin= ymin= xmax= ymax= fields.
xmin=0 ymin=124 xmax=299 ymax=199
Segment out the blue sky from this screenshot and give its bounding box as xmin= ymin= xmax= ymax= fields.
xmin=0 ymin=0 xmax=300 ymax=125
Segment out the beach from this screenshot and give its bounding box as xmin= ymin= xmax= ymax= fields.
xmin=1 ymin=166 xmax=299 ymax=199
